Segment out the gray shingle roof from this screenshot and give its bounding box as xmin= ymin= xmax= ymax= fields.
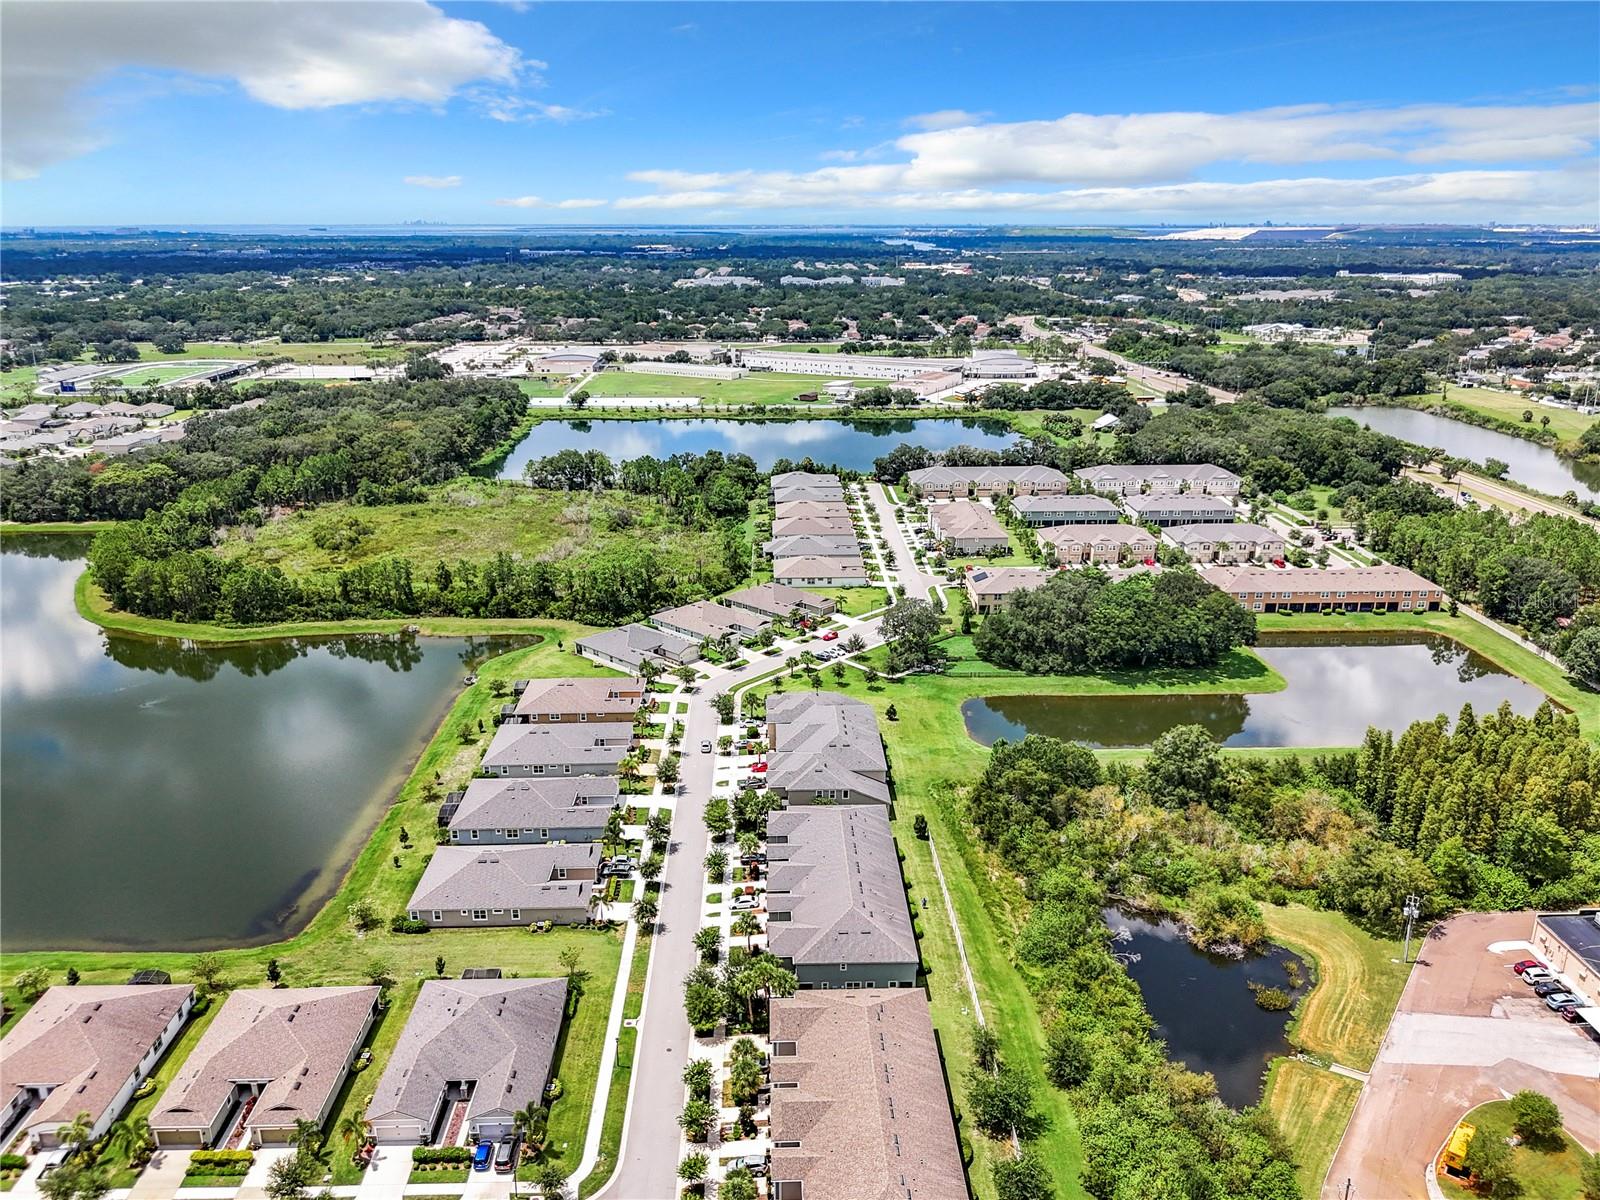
xmin=765 ymin=534 xmax=861 ymax=559
xmin=1165 ymin=522 xmax=1283 ymax=546
xmin=1011 ymin=493 xmax=1119 ymax=514
xmin=448 ymin=777 xmax=619 ymax=834
xmin=767 ymin=691 xmax=887 ymax=799
xmin=907 ymin=464 xmax=1066 ymax=488
xmin=408 ymin=845 xmax=599 ymax=913
xmin=1123 ymin=493 xmax=1236 ymax=515
xmin=366 ymin=979 xmax=567 ymax=1128
xmin=481 ymin=724 xmax=630 ymax=772
xmin=773 ymin=555 xmax=867 ymax=583
xmin=575 ymin=623 xmax=696 ymax=669
xmin=764 ymin=805 xmax=913 ymax=967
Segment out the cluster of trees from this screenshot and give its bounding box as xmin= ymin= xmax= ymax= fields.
xmin=973 ymin=379 xmax=1134 ymax=412
xmin=972 ymin=568 xmax=1257 ymax=674
xmin=1349 ymin=703 xmax=1600 ymax=911
xmin=2 ymin=378 xmax=528 ymax=524
xmin=522 ymin=447 xmax=761 ymax=522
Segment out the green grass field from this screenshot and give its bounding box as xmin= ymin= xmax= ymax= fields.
xmin=1401 ymin=386 xmax=1598 ymax=443
xmin=1437 ymin=1100 xmax=1597 ymax=1200
xmin=1261 ymin=1058 xmax=1362 ymax=1197
xmin=214 ymin=479 xmax=724 ymax=577
xmin=518 ymin=378 xmax=574 ymax=398
xmin=581 ymin=370 xmax=838 ymax=407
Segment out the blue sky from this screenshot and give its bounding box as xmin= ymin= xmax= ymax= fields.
xmin=3 ymin=1 xmax=1597 ymax=226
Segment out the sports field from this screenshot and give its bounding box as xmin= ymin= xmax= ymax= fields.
xmin=581 ymin=370 xmax=838 ymax=406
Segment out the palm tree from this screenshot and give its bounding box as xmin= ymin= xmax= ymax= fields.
xmin=289 ymin=1116 xmax=323 ymax=1159
xmin=746 ymin=957 xmax=798 ymax=1024
xmin=513 ymin=1102 xmax=550 ymax=1160
xmin=55 ymin=1110 xmax=93 ymax=1152
xmin=537 ymin=1162 xmax=568 ymax=1199
xmin=602 ymin=807 xmax=625 ymax=856
xmin=337 ymin=1111 xmax=369 ymax=1148
xmin=106 ymin=1113 xmax=155 ymax=1166
xmin=632 ymin=896 xmax=659 ymax=930
xmin=731 ymin=911 xmax=761 ymax=952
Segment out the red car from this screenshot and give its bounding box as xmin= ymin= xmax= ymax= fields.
xmin=1512 ymin=959 xmax=1544 ymax=974
xmin=821 ymin=630 xmax=839 ymax=641
xmin=751 ymin=761 xmax=769 ymax=773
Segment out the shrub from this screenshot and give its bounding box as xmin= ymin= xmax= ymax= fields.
xmin=389 ymin=915 xmax=432 ymax=934
xmin=1 ymin=1155 xmax=28 ymax=1171
xmin=188 ymin=1149 xmax=253 ymax=1175
xmin=412 ymin=1146 xmax=472 ymax=1165
xmin=1251 ymin=985 xmax=1293 ymax=1011
xmin=1510 ymin=1089 xmax=1563 ymax=1143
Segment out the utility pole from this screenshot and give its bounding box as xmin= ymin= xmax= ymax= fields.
xmin=1401 ymin=894 xmax=1422 ymax=963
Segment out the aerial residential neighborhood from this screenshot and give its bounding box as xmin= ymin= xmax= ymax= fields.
xmin=1 ymin=3 xmax=1598 ymax=1200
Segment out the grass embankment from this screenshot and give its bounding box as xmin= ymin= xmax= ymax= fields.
xmin=1437 ymin=1100 xmax=1597 ymax=1200
xmin=0 ymin=632 xmax=626 ymax=1182
xmin=1 ymin=521 xmax=119 ymax=536
xmin=1259 ymin=906 xmax=1412 ymax=1196
xmin=214 ymin=478 xmax=724 ymax=577
xmin=1402 ymin=386 xmax=1598 ymax=444
xmin=575 ymin=930 xmax=651 ymax=1197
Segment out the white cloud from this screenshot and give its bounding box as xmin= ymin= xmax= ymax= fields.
xmin=404 ymin=175 xmax=463 ymax=189
xmin=478 ymin=97 xmax=607 ymax=124
xmin=903 ymin=109 xmax=991 ymax=132
xmin=493 ymin=195 xmax=608 ymax=209
xmin=611 ymin=100 xmax=1599 ymax=220
xmin=2 ymin=0 xmax=521 ymax=179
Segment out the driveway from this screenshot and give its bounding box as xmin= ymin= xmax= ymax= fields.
xmin=1325 ymin=912 xmax=1600 ymax=1199
xmin=354 ymin=1140 xmax=412 ymax=1198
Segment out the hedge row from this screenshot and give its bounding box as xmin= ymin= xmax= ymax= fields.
xmin=412 ymin=1146 xmax=472 ymax=1164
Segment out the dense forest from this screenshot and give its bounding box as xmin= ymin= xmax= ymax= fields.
xmin=972 ymin=567 xmax=1257 ymax=674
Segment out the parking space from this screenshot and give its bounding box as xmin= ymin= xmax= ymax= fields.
xmin=1326 ymin=912 xmax=1600 ymax=1199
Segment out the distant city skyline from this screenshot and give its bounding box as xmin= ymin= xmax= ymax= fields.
xmin=2 ymin=1 xmax=1596 ymax=226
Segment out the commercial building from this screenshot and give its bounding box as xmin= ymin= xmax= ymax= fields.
xmin=0 ymin=984 xmax=195 ymax=1150
xmin=365 ymin=979 xmax=567 ymax=1145
xmin=906 ymin=464 xmax=1068 ymax=498
xmin=1074 ymin=463 xmax=1242 ymax=497
xmin=1010 ymin=493 xmax=1121 ymax=526
xmin=964 ymin=566 xmax=1052 ymax=614
xmin=510 ymin=678 xmax=644 ymax=725
xmin=479 ymin=723 xmax=632 ymax=778
xmin=152 ymin=988 xmax=379 ymax=1148
xmin=722 ymin=583 xmax=837 ymax=621
xmin=1165 ymin=522 xmax=1286 ymax=563
xmin=766 ymin=691 xmax=889 ymax=806
xmin=651 ymin=600 xmax=768 ymax=643
xmin=1530 ymin=912 xmax=1599 ymax=1006
xmin=406 ymin=844 xmax=600 ymax=927
xmin=774 ymin=555 xmax=868 ymax=587
xmin=1200 ymin=564 xmax=1446 ymax=612
xmin=929 ymin=500 xmax=1009 ymax=554
xmin=768 ymin=990 xmax=966 ymax=1200
xmin=1123 ymin=492 xmax=1237 ymax=527
xmin=445 ymin=776 xmax=619 ymax=845
xmin=764 ymin=806 xmax=916 ymax=989
xmin=575 ymin=623 xmax=700 ymax=672
xmin=1037 ymin=523 xmax=1158 ymax=564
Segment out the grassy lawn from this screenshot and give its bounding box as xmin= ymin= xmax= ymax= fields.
xmin=213 ymin=478 xmax=724 ymax=578
xmin=1262 ymin=905 xmax=1410 ymax=1071
xmin=0 ymin=632 xmax=626 ymax=1170
xmin=518 ymin=378 xmax=572 ymax=399
xmin=2 ymin=520 xmax=120 ymax=536
xmin=1403 ymin=386 xmax=1598 ymax=443
xmin=581 ymin=370 xmax=837 ymax=407
xmin=573 ymin=929 xmax=650 ymax=1197
xmin=0 ymin=363 xmax=40 ymax=405
xmin=90 ymin=364 xmax=219 ymax=387
xmin=807 ymin=585 xmax=891 ymax=616
xmin=127 ymin=340 xmax=416 ymax=366
xmin=1437 ymin=1100 xmax=1597 ymax=1200
xmin=1261 ymin=1059 xmax=1362 ymax=1198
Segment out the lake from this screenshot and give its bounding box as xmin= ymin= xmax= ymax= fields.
xmin=0 ymin=538 xmax=523 ymax=951
xmin=962 ymin=630 xmax=1548 ymax=748
xmin=1329 ymin=405 xmax=1600 ymax=499
xmin=1106 ymin=907 xmax=1307 ymax=1108
xmin=495 ymin=417 xmax=1021 ymax=476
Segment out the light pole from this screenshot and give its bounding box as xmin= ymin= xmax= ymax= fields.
xmin=1401 ymin=894 xmax=1422 ymax=963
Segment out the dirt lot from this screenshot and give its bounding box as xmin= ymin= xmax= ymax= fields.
xmin=1325 ymin=912 xmax=1600 ymax=1199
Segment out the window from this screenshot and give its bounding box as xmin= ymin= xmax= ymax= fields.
xmin=506 ymin=829 xmax=519 ymax=839
xmin=531 ymin=765 xmax=545 ymax=775
xmin=556 ymin=868 xmax=568 ymax=880
xmin=470 ymin=830 xmax=480 ymax=840
xmin=839 ymin=963 xmax=848 ymax=972
xmin=549 ymin=713 xmax=561 ymax=722
xmin=563 ymin=765 xmax=572 ymax=775
xmin=408 ymin=910 xmax=419 ymax=921
xmin=431 ymin=911 xmax=442 ymax=922
xmin=579 ymin=713 xmax=588 ymax=722
xmin=510 ymin=910 xmax=521 ymax=921
xmin=471 ymin=910 xmax=489 ymax=921
xmin=491 ymin=909 xmax=504 ymax=915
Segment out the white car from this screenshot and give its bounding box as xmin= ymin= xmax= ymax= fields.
xmin=731 ymin=895 xmax=761 ymax=912
xmin=1522 ymin=967 xmax=1556 ymax=986
xmin=700 ymin=740 xmax=713 ymax=754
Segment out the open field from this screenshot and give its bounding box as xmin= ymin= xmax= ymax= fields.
xmin=581 ymin=370 xmax=840 ymax=406
xmin=1436 ymin=1100 xmax=1597 ymax=1200
xmin=214 ymin=478 xmax=725 ymax=576
xmin=518 ymin=377 xmax=573 ymax=398
xmin=1263 ymin=905 xmax=1410 ymax=1071
xmin=1400 ymin=386 xmax=1598 ymax=443
xmin=130 ymin=339 xmax=418 ymax=365
xmin=1262 ymin=1059 xmax=1362 ymax=1198
xmin=0 ymin=630 xmax=627 ymax=1182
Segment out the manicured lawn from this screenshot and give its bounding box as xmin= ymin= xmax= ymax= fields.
xmin=580 ymin=370 xmax=837 ymax=407
xmin=0 ymin=633 xmax=626 ymax=1170
xmin=518 ymin=378 xmax=572 ymax=398
xmin=1 ymin=521 xmax=119 ymax=536
xmin=573 ymin=930 xmax=650 ymax=1196
xmin=91 ymin=364 xmax=217 ymax=387
xmin=1262 ymin=905 xmax=1410 ymax=1071
xmin=806 ymin=585 xmax=892 ymax=616
xmin=0 ymin=363 xmax=40 ymax=405
xmin=1401 ymin=386 xmax=1598 ymax=443
xmin=126 ymin=339 xmax=417 ymax=366
xmin=214 ymin=478 xmax=724 ymax=577
xmin=1437 ymin=1100 xmax=1597 ymax=1200
xmin=1261 ymin=1058 xmax=1362 ymax=1198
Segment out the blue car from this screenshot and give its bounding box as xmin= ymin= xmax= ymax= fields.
xmin=472 ymin=1142 xmax=492 ymax=1172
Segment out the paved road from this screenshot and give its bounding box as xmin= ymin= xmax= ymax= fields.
xmin=1074 ymin=337 xmax=1238 ymax=403
xmin=1405 ymin=465 xmax=1598 ymax=525
xmin=866 ymin=481 xmax=945 ymax=603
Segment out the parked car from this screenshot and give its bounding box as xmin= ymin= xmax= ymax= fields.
xmin=732 ymin=1154 xmax=769 ymax=1176
xmin=1544 ymin=992 xmax=1582 ymax=1011
xmin=472 ymin=1142 xmax=493 ymax=1172
xmin=1522 ymin=967 xmax=1556 ymax=985
xmin=731 ymin=894 xmax=761 ymax=911
xmin=751 ymin=761 xmax=768 ymax=773
xmin=601 ymin=857 xmax=637 ymax=877
xmin=741 ymin=852 xmax=768 ymax=865
xmin=1559 ymin=1004 xmax=1588 ymax=1023
xmin=821 ymin=630 xmax=839 ymax=641
xmin=700 ymin=740 xmax=713 ymax=754
xmin=739 ymin=776 xmax=768 ymax=790
xmin=494 ymin=1137 xmax=518 ymax=1173
xmin=1512 ymin=959 xmax=1544 ymax=974
xmin=1533 ymin=981 xmax=1571 ymax=997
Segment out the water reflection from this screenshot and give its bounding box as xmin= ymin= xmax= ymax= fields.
xmin=1329 ymin=406 xmax=1600 ymax=498
xmin=962 ymin=631 xmax=1548 ymax=748
xmin=1 ymin=544 xmax=529 ymax=950
xmin=495 ymin=417 xmax=1021 ymax=476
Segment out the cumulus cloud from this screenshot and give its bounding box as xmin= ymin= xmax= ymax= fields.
xmin=404 ymin=175 xmax=463 ymax=189
xmin=2 ymin=0 xmax=521 ymax=179
xmin=493 ymin=195 xmax=608 ymax=209
xmin=612 ymin=100 xmax=1599 ymax=219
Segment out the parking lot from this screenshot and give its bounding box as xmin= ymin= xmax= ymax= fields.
xmin=1325 ymin=912 xmax=1600 ymax=1199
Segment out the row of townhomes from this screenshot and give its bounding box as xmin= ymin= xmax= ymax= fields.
xmin=752 ymin=692 xmax=968 ymax=1199
xmin=768 ymin=471 xmax=869 ymax=587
